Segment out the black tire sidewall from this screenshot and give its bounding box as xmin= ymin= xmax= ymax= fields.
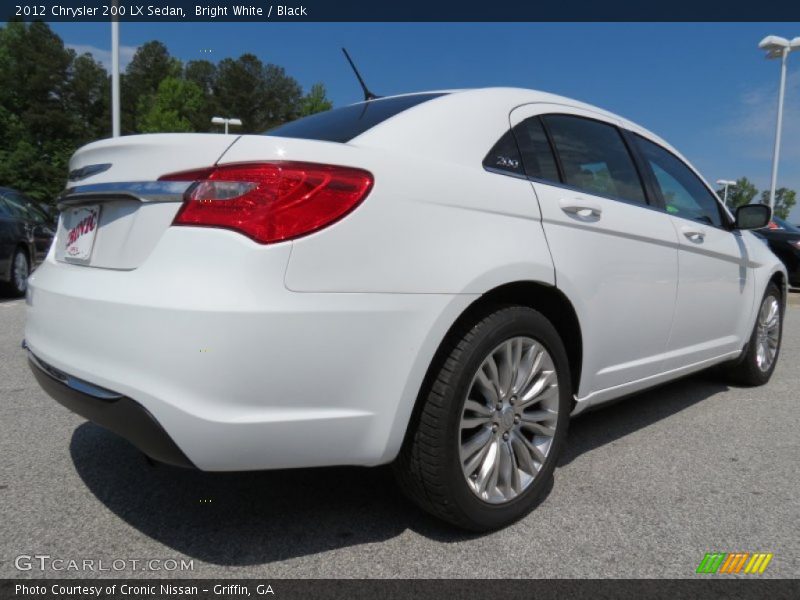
xmin=8 ymin=250 xmax=29 ymax=296
xmin=742 ymin=283 xmax=783 ymax=384
xmin=440 ymin=307 xmax=571 ymax=530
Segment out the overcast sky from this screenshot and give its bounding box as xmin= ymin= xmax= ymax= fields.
xmin=51 ymin=21 xmax=800 ymax=221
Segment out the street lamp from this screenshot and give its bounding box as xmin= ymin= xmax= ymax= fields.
xmin=211 ymin=116 xmax=242 ymax=135
xmin=716 ymin=179 xmax=737 ymax=207
xmin=110 ymin=1 xmax=120 ymax=137
xmin=758 ymin=35 xmax=800 ymax=210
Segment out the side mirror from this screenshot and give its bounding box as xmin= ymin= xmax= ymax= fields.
xmin=735 ymin=204 xmax=772 ymax=230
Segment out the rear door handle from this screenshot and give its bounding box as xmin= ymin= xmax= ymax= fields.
xmin=681 ymin=226 xmax=706 ymax=242
xmin=559 ymin=198 xmax=602 ymax=219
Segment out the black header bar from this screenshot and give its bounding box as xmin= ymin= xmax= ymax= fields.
xmin=4 ymin=0 xmax=800 ymax=22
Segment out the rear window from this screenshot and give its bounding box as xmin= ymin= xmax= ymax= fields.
xmin=265 ymin=93 xmax=446 ymax=143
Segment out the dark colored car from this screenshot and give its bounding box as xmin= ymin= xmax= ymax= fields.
xmin=0 ymin=187 xmax=56 ymax=296
xmin=754 ymin=216 xmax=800 ymax=287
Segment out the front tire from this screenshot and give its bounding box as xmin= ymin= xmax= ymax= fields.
xmin=723 ymin=282 xmax=783 ymax=386
xmin=394 ymin=306 xmax=571 ymax=531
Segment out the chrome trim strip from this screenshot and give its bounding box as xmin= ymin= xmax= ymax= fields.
xmin=59 ymin=181 xmax=192 ymax=207
xmin=27 ymin=350 xmax=123 ymax=401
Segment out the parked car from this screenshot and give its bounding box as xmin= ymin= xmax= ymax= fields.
xmin=753 ymin=216 xmax=800 ymax=287
xmin=0 ymin=187 xmax=56 ymax=296
xmin=24 ymin=88 xmax=787 ymax=530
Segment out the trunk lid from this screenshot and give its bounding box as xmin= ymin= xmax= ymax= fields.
xmin=57 ymin=134 xmax=238 ymax=270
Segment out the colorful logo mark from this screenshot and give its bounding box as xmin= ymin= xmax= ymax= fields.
xmin=696 ymin=552 xmax=773 ymax=575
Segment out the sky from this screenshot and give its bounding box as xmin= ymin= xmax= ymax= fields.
xmin=50 ymin=22 xmax=800 ymax=221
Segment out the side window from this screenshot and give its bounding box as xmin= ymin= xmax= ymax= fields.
xmin=634 ymin=135 xmax=723 ymax=227
xmin=483 ymin=130 xmax=525 ymax=177
xmin=3 ymin=191 xmax=43 ymax=223
xmin=1 ymin=193 xmax=27 ymax=219
xmin=512 ymin=117 xmax=560 ymax=182
xmin=543 ymin=115 xmax=647 ymax=204
xmin=0 ymin=198 xmax=10 ymax=218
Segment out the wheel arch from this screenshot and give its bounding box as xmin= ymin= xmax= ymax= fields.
xmin=396 ymin=280 xmax=583 ymax=458
xmin=769 ymin=269 xmax=787 ymax=308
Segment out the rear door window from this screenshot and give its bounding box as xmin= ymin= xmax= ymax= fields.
xmin=543 ymin=115 xmax=647 ymax=205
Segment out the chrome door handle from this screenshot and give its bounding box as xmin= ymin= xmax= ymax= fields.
xmin=559 ymin=198 xmax=602 ymax=219
xmin=681 ymin=227 xmax=706 ymax=242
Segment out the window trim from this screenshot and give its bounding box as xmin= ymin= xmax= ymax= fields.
xmin=629 ymin=132 xmax=733 ymax=231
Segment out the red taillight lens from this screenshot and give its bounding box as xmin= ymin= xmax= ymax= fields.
xmin=160 ymin=162 xmax=373 ymax=244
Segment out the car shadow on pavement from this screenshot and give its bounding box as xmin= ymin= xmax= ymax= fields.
xmin=560 ymin=373 xmax=729 ymax=466
xmin=69 ymin=372 xmax=728 ymax=566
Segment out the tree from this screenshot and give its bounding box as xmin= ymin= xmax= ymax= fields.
xmin=0 ymin=22 xmax=79 ymax=202
xmin=717 ymin=177 xmax=758 ymax=209
xmin=122 ymin=41 xmax=182 ymax=133
xmin=760 ymin=188 xmax=797 ymax=220
xmin=184 ymin=60 xmax=218 ymax=131
xmin=66 ymin=53 xmax=110 ymax=140
xmin=213 ymin=54 xmax=302 ymax=132
xmin=137 ymin=77 xmax=203 ymax=133
xmin=299 ymin=83 xmax=333 ymax=117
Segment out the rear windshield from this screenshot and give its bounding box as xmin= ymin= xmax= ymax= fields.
xmin=265 ymin=93 xmax=446 ymax=143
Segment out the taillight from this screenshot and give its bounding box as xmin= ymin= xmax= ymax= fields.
xmin=160 ymin=162 xmax=373 ymax=244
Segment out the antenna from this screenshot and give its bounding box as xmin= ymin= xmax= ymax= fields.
xmin=341 ymin=48 xmax=380 ymax=102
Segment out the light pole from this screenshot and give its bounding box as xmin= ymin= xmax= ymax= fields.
xmin=110 ymin=1 xmax=120 ymax=137
xmin=211 ymin=116 xmax=242 ymax=135
xmin=758 ymin=35 xmax=800 ymax=210
xmin=716 ymin=179 xmax=737 ymax=207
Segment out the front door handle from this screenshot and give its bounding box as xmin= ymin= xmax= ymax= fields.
xmin=681 ymin=226 xmax=706 ymax=242
xmin=559 ymin=198 xmax=602 ymax=220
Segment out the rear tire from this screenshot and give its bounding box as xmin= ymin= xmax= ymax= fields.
xmin=394 ymin=306 xmax=571 ymax=531
xmin=722 ymin=282 xmax=783 ymax=386
xmin=2 ymin=249 xmax=29 ymax=297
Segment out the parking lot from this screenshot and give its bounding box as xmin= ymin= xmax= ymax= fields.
xmin=1 ymin=295 xmax=798 ymax=579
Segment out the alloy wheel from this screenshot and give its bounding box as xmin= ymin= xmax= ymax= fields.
xmin=459 ymin=336 xmax=559 ymax=504
xmin=755 ymin=295 xmax=780 ymax=372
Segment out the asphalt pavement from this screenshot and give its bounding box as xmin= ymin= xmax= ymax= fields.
xmin=1 ymin=294 xmax=798 ymax=579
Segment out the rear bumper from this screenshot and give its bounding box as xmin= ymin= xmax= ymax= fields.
xmin=28 ymin=350 xmax=194 ymax=468
xmin=25 ymin=227 xmax=473 ymax=471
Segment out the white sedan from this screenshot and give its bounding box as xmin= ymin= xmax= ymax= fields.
xmin=25 ymin=88 xmax=786 ymax=530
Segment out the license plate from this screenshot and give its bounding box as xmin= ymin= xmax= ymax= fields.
xmin=60 ymin=205 xmax=100 ymax=262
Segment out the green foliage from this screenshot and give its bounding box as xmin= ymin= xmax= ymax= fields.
xmin=0 ymin=22 xmax=100 ymax=203
xmin=213 ymin=54 xmax=302 ymax=132
xmin=184 ymin=60 xmax=218 ymax=130
xmin=137 ymin=77 xmax=204 ymax=133
xmin=0 ymin=22 xmax=326 ymax=202
xmin=122 ymin=41 xmax=182 ymax=133
xmin=760 ymin=188 xmax=797 ymax=220
xmin=300 ymin=83 xmax=333 ymax=117
xmin=717 ymin=177 xmax=758 ymax=209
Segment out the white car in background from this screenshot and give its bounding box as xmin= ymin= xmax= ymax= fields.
xmin=25 ymin=88 xmax=786 ymax=530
